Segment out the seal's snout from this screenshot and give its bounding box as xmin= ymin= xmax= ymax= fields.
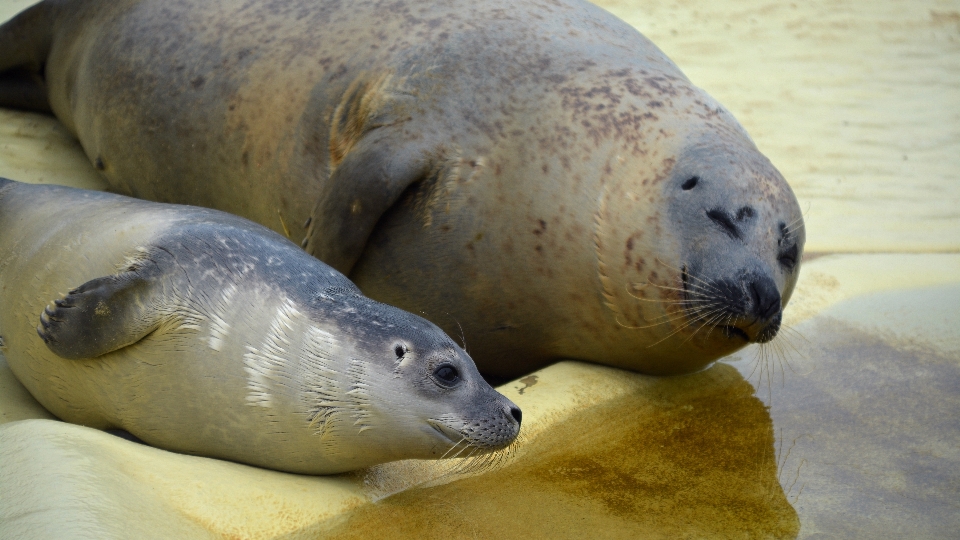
xmin=749 ymin=275 xmax=781 ymax=322
xmin=704 ymin=273 xmax=783 ymax=344
xmin=740 ymin=274 xmax=782 ymax=343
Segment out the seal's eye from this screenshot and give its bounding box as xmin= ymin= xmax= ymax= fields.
xmin=778 ymin=244 xmax=798 ymax=271
xmin=394 ymin=345 xmax=405 ymax=358
xmin=681 ymin=176 xmax=699 ymax=190
xmin=432 ymin=364 xmax=461 ymax=387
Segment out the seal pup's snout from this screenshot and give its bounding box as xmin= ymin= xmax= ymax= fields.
xmin=451 ymin=391 xmax=522 ymax=452
xmin=394 ymin=329 xmax=521 ymax=456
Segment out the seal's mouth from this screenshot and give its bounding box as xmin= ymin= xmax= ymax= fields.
xmin=718 ymin=318 xmax=781 ymax=344
xmin=427 ymin=418 xmax=464 ymax=445
xmin=681 ymin=266 xmax=782 ymax=344
xmin=721 ymin=325 xmax=750 ymax=342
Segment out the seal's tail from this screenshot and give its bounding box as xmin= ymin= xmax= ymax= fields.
xmin=0 ymin=2 xmax=55 ymax=112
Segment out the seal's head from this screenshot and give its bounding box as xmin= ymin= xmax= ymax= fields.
xmin=299 ymin=287 xmax=521 ymax=472
xmin=665 ymin=140 xmax=805 ymax=343
xmin=599 ymin=129 xmax=805 ymax=374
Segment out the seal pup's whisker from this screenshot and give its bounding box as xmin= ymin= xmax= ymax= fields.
xmin=447 ymin=439 xmax=476 ymax=461
xmin=438 ymin=436 xmax=471 ymax=461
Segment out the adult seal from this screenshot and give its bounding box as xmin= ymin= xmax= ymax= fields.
xmin=0 ymin=0 xmax=805 ymax=377
xmin=0 ymin=178 xmax=521 ymax=474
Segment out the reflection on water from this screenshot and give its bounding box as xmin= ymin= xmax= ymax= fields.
xmin=729 ymin=303 xmax=960 ymax=538
xmin=319 ymin=364 xmax=798 ymax=539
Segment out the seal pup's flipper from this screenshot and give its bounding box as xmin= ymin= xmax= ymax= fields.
xmin=37 ymin=247 xmax=178 ymax=359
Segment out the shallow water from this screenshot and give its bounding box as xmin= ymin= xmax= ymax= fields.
xmin=1 ymin=0 xmax=958 ymax=538
xmin=325 ymin=363 xmax=800 ymax=539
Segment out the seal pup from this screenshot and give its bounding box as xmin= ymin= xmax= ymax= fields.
xmin=0 ymin=0 xmax=805 ymax=377
xmin=0 ymin=178 xmax=521 ymax=474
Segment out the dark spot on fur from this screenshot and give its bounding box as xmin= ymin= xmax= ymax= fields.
xmin=94 ymin=157 xmax=105 ymax=170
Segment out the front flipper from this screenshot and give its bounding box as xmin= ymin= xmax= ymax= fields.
xmin=37 ymin=248 xmax=175 ymax=359
xmin=303 ymin=73 xmax=430 ymax=274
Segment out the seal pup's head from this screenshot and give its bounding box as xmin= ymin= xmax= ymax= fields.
xmin=284 ymin=286 xmax=522 ymax=473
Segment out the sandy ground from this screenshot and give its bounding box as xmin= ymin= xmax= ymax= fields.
xmin=0 ymin=0 xmax=958 ymax=538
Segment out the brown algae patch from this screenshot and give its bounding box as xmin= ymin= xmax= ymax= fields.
xmin=322 ymin=363 xmax=798 ymax=539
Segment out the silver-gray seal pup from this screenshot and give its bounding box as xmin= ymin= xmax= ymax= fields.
xmin=0 ymin=178 xmax=521 ymax=474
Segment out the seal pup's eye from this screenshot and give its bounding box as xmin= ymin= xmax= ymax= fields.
xmin=432 ymin=364 xmax=461 ymax=387
xmin=681 ymin=176 xmax=699 ymax=190
xmin=394 ymin=344 xmax=406 ymax=358
xmin=778 ymin=244 xmax=798 ymax=271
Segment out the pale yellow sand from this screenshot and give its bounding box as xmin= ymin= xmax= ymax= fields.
xmin=1 ymin=0 xmax=958 ymax=538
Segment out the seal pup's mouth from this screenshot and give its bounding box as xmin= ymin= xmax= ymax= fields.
xmin=427 ymin=418 xmax=465 ymax=445
xmin=428 ymin=413 xmax=520 ymax=453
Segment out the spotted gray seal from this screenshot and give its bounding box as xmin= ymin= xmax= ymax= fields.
xmin=0 ymin=178 xmax=521 ymax=474
xmin=0 ymin=0 xmax=805 ymax=378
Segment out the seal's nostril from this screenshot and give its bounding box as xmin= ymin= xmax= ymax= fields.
xmin=509 ymin=406 xmax=522 ymax=426
xmin=706 ymin=208 xmax=742 ymax=240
